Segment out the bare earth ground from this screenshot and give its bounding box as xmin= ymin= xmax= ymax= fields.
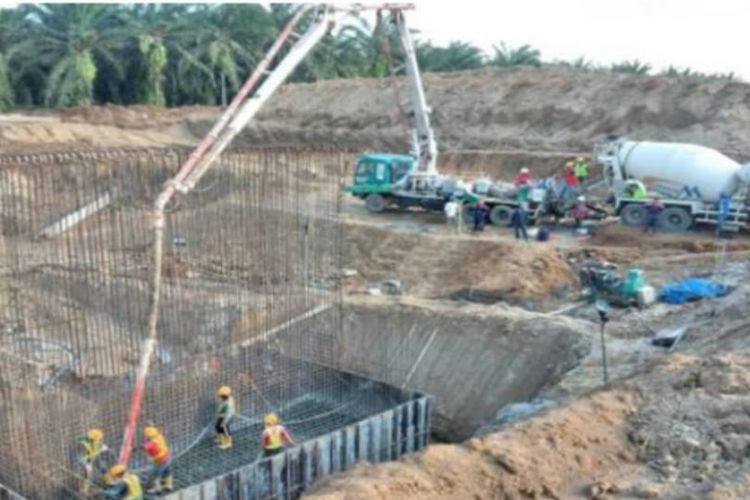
xmin=5 ymin=68 xmax=750 ymax=498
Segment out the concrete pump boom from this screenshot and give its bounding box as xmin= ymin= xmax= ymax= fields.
xmin=118 ymin=2 xmax=424 ymax=468
xmin=392 ymin=8 xmax=438 ymax=177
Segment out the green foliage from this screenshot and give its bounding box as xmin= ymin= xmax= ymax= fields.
xmin=416 ymin=41 xmax=484 ymax=72
xmin=490 ymin=42 xmax=541 ymax=67
xmin=611 ymin=60 xmax=651 ymax=75
xmin=0 ymin=4 xmax=741 ymax=109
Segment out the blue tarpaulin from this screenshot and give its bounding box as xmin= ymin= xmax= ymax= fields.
xmin=659 ymin=278 xmax=729 ymax=304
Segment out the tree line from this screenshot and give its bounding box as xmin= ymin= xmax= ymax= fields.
xmin=0 ymin=3 xmax=740 ymax=110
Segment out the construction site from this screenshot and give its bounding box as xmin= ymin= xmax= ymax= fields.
xmin=3 ymin=4 xmax=750 ymax=500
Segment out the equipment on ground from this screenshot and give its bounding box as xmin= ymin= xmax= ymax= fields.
xmin=578 ymin=260 xmax=649 ymax=307
xmin=597 ymin=137 xmax=750 ymax=231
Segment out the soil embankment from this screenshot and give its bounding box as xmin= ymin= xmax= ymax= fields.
xmin=335 ymin=297 xmax=593 ymax=441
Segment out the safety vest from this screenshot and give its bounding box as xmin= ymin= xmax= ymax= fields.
xmin=263 ymin=425 xmax=285 ymax=450
xmin=122 ymin=473 xmax=143 ymax=500
xmin=145 ymin=435 xmax=170 ymax=464
xmin=81 ymin=438 xmax=104 ymax=462
xmin=574 ymin=161 xmax=589 ymax=177
xmin=217 ymin=397 xmax=235 ymax=419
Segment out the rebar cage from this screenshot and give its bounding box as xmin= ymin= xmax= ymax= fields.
xmin=0 ymin=146 xmax=400 ymax=499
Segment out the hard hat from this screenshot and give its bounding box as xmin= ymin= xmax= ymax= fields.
xmin=218 ymin=386 xmax=231 ymax=397
xmin=87 ymin=429 xmax=104 ymax=441
xmin=520 ymin=167 xmax=529 ymax=173
xmin=109 ymin=464 xmax=126 ymax=477
xmin=577 ymin=196 xmax=585 ymax=202
xmin=264 ymin=412 xmax=279 ymax=426
xmin=577 ymin=156 xmax=584 ymax=161
xmin=144 ymin=426 xmax=159 ymax=439
xmin=564 ymin=161 xmax=574 ymax=168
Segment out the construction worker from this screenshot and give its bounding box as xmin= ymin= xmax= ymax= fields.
xmin=78 ymin=428 xmax=109 ymax=494
xmin=261 ymin=412 xmax=296 ymax=458
xmin=472 ymin=200 xmax=487 ymax=232
xmin=562 ymin=162 xmax=579 ymax=199
xmin=215 ymin=386 xmax=235 ymax=449
xmin=625 ymin=180 xmax=647 ymax=200
xmin=510 ymin=204 xmax=528 ymax=241
xmin=574 ymin=157 xmax=590 ymax=184
xmin=515 ymin=166 xmax=533 ymax=186
xmin=104 ymin=464 xmax=143 ymax=500
xmin=572 ymin=196 xmax=589 ymax=228
xmin=143 ymin=425 xmax=173 ymax=493
xmin=717 ymin=191 xmax=731 ymax=238
xmin=644 ymin=194 xmax=664 ymax=234
xmin=443 ymin=197 xmax=458 ymax=232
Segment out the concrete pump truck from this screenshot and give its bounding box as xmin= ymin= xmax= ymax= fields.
xmin=343 ymin=8 xmax=462 ymax=213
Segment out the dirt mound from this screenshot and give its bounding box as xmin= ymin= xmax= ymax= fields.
xmin=589 ymin=224 xmax=750 ymax=253
xmin=0 ymin=121 xmax=196 ymax=149
xmin=306 ymin=389 xmax=639 ymax=499
xmin=308 ymin=351 xmax=750 ymax=499
xmin=248 ymin=67 xmax=750 ymax=156
xmin=27 ymin=104 xmax=219 ymax=128
xmin=343 ymin=220 xmax=577 ymax=304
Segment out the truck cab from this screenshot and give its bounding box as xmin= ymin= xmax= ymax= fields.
xmin=349 ymin=153 xmax=416 ymax=192
xmin=345 ymin=153 xmax=419 ymax=212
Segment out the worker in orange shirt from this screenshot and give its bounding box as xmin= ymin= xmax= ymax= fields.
xmin=261 ymin=413 xmax=296 ymax=458
xmin=143 ymin=425 xmax=174 ymax=493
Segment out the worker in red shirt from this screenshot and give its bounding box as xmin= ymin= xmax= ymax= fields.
xmin=143 ymin=425 xmax=173 ymax=493
xmin=562 ymin=161 xmax=579 ymax=198
xmin=261 ymin=413 xmax=296 ymax=458
xmin=515 ymin=166 xmax=533 ymax=186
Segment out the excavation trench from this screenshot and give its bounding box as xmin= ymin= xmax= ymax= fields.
xmin=331 ymin=297 xmax=594 ymax=441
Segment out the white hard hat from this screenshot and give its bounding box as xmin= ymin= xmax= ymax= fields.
xmin=520 ymin=167 xmax=529 ymax=173
xmin=577 ymin=196 xmax=585 ymax=202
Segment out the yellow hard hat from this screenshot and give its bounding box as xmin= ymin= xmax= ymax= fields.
xmin=109 ymin=464 xmax=126 ymax=477
xmin=144 ymin=426 xmax=159 ymax=439
xmin=218 ymin=386 xmax=231 ymax=397
xmin=264 ymin=412 xmax=279 ymax=425
xmin=87 ymin=429 xmax=104 ymax=441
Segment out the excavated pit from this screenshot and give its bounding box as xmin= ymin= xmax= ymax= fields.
xmin=329 ymin=297 xmax=593 ymax=441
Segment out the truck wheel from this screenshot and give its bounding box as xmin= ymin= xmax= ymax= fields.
xmin=489 ymin=205 xmax=513 ymax=226
xmin=620 ymin=203 xmax=647 ymax=227
xmin=365 ymin=194 xmax=386 ymax=213
xmin=660 ymin=207 xmax=693 ymax=232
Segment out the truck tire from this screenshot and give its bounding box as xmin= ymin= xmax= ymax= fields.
xmin=365 ymin=194 xmax=386 ymax=213
xmin=620 ymin=203 xmax=647 ymax=227
xmin=660 ymin=207 xmax=693 ymax=232
xmin=489 ymin=205 xmax=513 ymax=226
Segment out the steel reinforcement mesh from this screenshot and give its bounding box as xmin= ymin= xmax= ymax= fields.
xmin=0 ymin=147 xmax=363 ymax=499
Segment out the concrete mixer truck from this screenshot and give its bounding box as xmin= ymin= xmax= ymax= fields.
xmin=597 ymin=137 xmax=750 ymax=232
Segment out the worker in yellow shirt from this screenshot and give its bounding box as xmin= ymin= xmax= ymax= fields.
xmin=104 ymin=464 xmax=143 ymax=500
xmin=261 ymin=413 xmax=296 ymax=457
xmin=78 ymin=428 xmax=109 ymax=494
xmin=574 ymin=156 xmax=590 ymax=184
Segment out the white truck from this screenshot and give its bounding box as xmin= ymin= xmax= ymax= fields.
xmin=597 ymin=137 xmax=750 ymax=231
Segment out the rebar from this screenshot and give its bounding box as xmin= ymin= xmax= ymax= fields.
xmin=0 ymin=146 xmax=389 ymax=499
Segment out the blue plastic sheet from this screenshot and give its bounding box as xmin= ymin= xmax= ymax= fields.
xmin=659 ymin=278 xmax=729 ymax=304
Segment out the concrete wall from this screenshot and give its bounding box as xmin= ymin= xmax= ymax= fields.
xmin=335 ymin=298 xmax=593 ymax=441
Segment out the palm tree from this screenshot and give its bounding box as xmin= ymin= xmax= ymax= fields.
xmin=490 ymin=42 xmax=541 ymax=67
xmin=416 ymin=41 xmax=484 ymax=73
xmin=15 ymin=4 xmax=129 ymax=107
